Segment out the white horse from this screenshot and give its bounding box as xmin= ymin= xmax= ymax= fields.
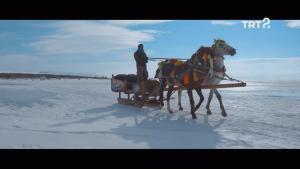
xmin=202 ymin=39 xmax=236 ymax=117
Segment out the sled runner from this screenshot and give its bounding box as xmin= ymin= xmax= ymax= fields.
xmin=111 ymin=74 xmax=246 ymax=108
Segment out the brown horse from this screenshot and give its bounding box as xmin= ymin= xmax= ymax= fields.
xmin=156 ymin=56 xmax=207 ymax=118
xmin=156 ymin=59 xmax=186 ymax=112
xmin=157 ymin=39 xmax=236 ymax=119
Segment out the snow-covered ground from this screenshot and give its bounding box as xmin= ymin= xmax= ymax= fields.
xmin=0 ymin=79 xmax=300 ymax=148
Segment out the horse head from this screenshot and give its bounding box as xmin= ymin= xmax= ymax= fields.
xmin=212 ymin=39 xmax=236 ymax=57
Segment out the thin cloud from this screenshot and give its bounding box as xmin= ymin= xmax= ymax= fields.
xmin=286 ymin=20 xmax=300 ymax=29
xmin=107 ymin=20 xmax=174 ymax=26
xmin=28 ymin=21 xmax=165 ymax=56
xmin=211 ymin=20 xmax=237 ymax=26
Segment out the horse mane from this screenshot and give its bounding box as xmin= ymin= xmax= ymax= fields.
xmin=191 ymin=46 xmax=215 ymax=62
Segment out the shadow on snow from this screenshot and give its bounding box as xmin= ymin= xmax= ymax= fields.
xmin=50 ymin=104 xmax=226 ymax=148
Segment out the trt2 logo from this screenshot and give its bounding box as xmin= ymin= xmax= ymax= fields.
xmin=241 ymin=18 xmax=271 ymax=29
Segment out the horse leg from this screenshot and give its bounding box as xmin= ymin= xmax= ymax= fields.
xmin=167 ymin=85 xmax=174 ymax=113
xmin=187 ymin=88 xmax=197 ymax=119
xmin=214 ymin=89 xmax=227 ymax=117
xmin=178 ymin=88 xmax=183 ymax=111
xmin=205 ymin=89 xmax=214 ymax=115
xmin=158 ymin=79 xmax=166 ymax=109
xmin=194 ymin=88 xmax=204 ymax=113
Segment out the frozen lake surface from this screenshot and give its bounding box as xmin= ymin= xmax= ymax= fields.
xmin=0 ymin=79 xmax=299 ymax=148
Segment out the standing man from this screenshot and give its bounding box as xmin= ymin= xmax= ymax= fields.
xmin=134 ymin=44 xmax=149 ymax=83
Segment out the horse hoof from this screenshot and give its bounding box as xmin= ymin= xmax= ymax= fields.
xmin=192 ymin=115 xmax=197 ymax=119
xmin=179 ymin=107 xmax=183 ymax=111
xmin=221 ymin=111 xmax=227 ymax=117
xmin=168 ymin=109 xmax=174 ymax=114
xmin=207 ymin=110 xmax=212 ymax=115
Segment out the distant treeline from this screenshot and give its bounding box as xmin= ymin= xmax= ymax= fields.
xmin=0 ymin=73 xmax=109 ymax=80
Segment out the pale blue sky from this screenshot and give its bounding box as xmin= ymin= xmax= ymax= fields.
xmin=0 ymin=20 xmax=299 ymax=81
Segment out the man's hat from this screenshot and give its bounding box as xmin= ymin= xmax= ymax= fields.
xmin=138 ymin=44 xmax=143 ymax=48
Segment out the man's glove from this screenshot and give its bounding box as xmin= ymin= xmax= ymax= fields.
xmin=145 ymin=57 xmax=148 ymax=63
